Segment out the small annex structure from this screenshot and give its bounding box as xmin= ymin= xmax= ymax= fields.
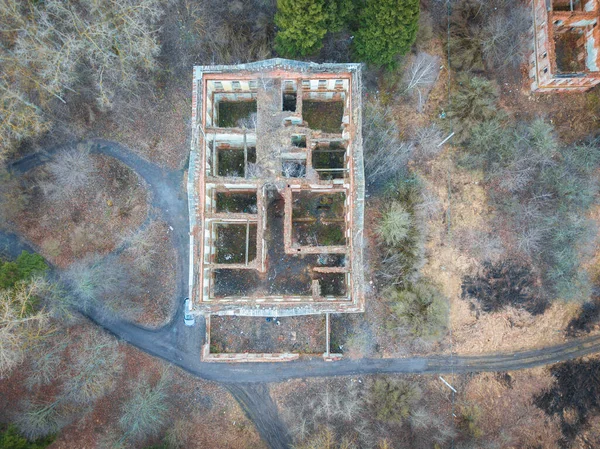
xmin=187 ymin=59 xmax=365 ymax=360
xmin=531 ymin=0 xmax=600 ymax=92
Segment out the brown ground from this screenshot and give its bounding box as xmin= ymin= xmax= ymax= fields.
xmin=503 ymin=65 xmax=600 ymax=145
xmin=102 ymin=82 xmax=191 ymax=170
xmin=270 ymin=375 xmax=454 ymax=448
xmin=119 ymin=220 xmax=177 ymax=328
xmin=458 ymin=368 xmax=563 ymax=448
xmin=271 ymin=368 xmax=569 ymax=448
xmin=388 ymin=35 xmax=600 ymax=355
xmin=210 ymin=315 xmax=327 ymax=354
xmin=18 ymin=154 xmax=149 ymax=268
xmin=0 ymin=322 xmax=264 ymax=449
xmin=420 ymin=149 xmax=585 ymax=355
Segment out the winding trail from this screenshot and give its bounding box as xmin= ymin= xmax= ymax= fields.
xmin=5 ymin=140 xmax=600 ymax=449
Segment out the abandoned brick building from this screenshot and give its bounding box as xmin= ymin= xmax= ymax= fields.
xmin=531 ymin=0 xmax=600 ymax=92
xmin=187 ymin=59 xmax=365 ymax=360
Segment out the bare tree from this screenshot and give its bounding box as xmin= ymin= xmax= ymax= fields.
xmin=15 ymin=398 xmax=70 ymax=440
xmin=363 ymin=99 xmax=414 ymax=189
xmin=61 ymin=254 xmax=139 ymax=318
xmin=0 ymin=277 xmax=53 ymax=377
xmin=282 ymin=160 xmax=306 ymax=178
xmin=403 ymin=53 xmax=441 ymax=112
xmin=0 ymin=80 xmax=49 ymax=159
xmin=236 ymin=112 xmax=258 ymax=129
xmin=412 ymin=125 xmax=444 ymax=163
xmin=481 ymin=3 xmax=531 ymax=72
xmin=0 ymin=0 xmax=164 ymax=156
xmin=61 ymin=329 xmax=124 ymax=406
xmin=25 ymin=332 xmax=69 ymax=389
xmin=39 ymin=143 xmax=97 ymax=201
xmin=0 ymin=166 xmax=28 ymax=230
xmin=118 ymin=370 xmax=172 ymax=444
xmin=121 ymin=221 xmax=164 ymax=274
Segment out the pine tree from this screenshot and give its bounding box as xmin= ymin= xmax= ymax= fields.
xmin=354 ymin=0 xmax=420 ymax=67
xmin=325 ymin=0 xmax=355 ymax=33
xmin=275 ymin=0 xmax=329 ymax=57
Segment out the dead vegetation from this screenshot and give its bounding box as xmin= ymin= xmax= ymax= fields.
xmin=535 ymin=358 xmax=600 ymax=445
xmin=0 ymin=321 xmax=265 ymax=449
xmin=210 ymin=315 xmax=326 ymax=354
xmin=17 ymin=149 xmax=148 ymax=267
xmin=272 ymin=376 xmax=456 ymax=449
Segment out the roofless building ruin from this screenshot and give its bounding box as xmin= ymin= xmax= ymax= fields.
xmin=531 ymin=0 xmax=600 ymax=91
xmin=187 ymin=59 xmax=365 ymax=361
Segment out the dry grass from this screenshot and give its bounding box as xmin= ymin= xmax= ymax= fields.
xmin=419 ymin=150 xmax=585 ymax=354
xmin=461 ymin=369 xmax=563 ymax=448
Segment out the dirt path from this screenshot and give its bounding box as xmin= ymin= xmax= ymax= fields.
xmin=9 ymin=139 xmax=189 ymax=309
xmin=226 ymin=384 xmax=292 ymax=449
xmin=83 ymin=309 xmax=600 ymax=382
xmin=7 ymin=140 xmax=600 ymax=449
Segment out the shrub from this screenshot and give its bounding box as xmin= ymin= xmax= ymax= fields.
xmin=370 ymin=378 xmax=421 ymax=423
xmin=376 ymin=176 xmax=426 ymax=288
xmin=414 ymin=10 xmax=434 ymax=52
xmin=448 ymin=74 xmax=500 ymax=142
xmin=353 ymin=0 xmax=420 ymax=67
xmin=384 ymin=281 xmax=449 ymax=340
xmin=457 ymin=404 xmax=484 ymax=440
xmin=566 ymin=299 xmax=600 ymax=337
xmin=461 ymin=259 xmax=548 ymax=315
xmin=447 ymin=0 xmax=485 ymax=73
xmin=293 ymin=426 xmax=353 ymax=449
xmin=461 ymin=121 xmax=600 ymax=302
xmin=377 ymin=202 xmax=412 ymax=246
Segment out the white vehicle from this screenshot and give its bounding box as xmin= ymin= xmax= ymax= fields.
xmin=184 ymin=298 xmax=195 ymax=327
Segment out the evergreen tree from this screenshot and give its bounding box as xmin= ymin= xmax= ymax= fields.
xmin=0 ymin=251 xmax=47 ymax=289
xmin=354 ymin=0 xmax=420 ymax=67
xmin=0 ymin=424 xmax=54 ymax=449
xmin=275 ymin=0 xmax=329 ymax=57
xmin=325 ymin=0 xmax=355 ymax=32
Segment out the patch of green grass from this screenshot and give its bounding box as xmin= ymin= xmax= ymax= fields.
xmin=303 ymin=100 xmax=344 ymax=133
xmin=217 ymin=101 xmax=257 ymax=128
